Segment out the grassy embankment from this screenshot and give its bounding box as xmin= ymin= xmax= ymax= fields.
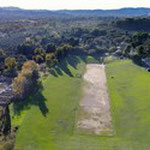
xmin=12 ymin=56 xmax=150 ymax=150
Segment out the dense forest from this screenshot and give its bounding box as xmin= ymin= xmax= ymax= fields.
xmin=1 ymin=15 xmax=150 ymax=79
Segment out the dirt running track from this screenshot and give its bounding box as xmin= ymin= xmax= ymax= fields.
xmin=77 ymin=64 xmax=113 ymax=135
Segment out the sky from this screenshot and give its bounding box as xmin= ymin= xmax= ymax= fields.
xmin=0 ymin=0 xmax=150 ymax=10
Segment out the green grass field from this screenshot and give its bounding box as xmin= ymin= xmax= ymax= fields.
xmin=11 ymin=58 xmax=150 ymax=150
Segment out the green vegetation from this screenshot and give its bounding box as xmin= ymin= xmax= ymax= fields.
xmin=4 ymin=57 xmax=17 ymax=77
xmin=10 ymin=59 xmax=150 ymax=150
xmin=105 ymin=60 xmax=150 ymax=149
xmin=1 ymin=8 xmax=150 ymax=150
xmin=116 ymin=17 xmax=150 ymax=31
xmin=11 ymin=57 xmax=86 ymax=150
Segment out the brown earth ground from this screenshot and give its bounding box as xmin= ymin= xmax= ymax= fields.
xmin=77 ymin=64 xmax=113 ymax=135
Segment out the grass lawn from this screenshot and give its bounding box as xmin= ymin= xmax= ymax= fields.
xmin=12 ymin=58 xmax=150 ymax=150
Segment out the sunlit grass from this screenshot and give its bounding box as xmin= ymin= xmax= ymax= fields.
xmin=12 ymin=58 xmax=150 ymax=150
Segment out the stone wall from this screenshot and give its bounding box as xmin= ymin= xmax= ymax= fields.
xmin=0 ymin=106 xmax=11 ymax=135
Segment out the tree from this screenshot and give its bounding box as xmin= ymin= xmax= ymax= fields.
xmin=45 ymin=53 xmax=57 ymax=67
xmin=16 ymin=55 xmax=27 ymax=70
xmin=13 ymin=61 xmax=39 ymax=99
xmin=0 ymin=49 xmax=6 ymax=74
xmin=17 ymin=43 xmax=35 ymax=58
xmin=109 ymin=47 xmax=116 ymax=53
xmin=46 ymin=43 xmax=56 ymax=53
xmin=55 ymin=44 xmax=73 ymax=59
xmin=4 ymin=57 xmax=17 ymax=77
xmin=123 ymin=45 xmax=131 ymax=56
xmin=0 ymin=49 xmax=6 ymax=62
xmin=33 ymin=55 xmax=44 ymax=64
xmin=91 ymin=29 xmax=107 ymax=37
xmin=34 ymin=48 xmax=45 ymax=56
xmin=33 ymin=48 xmax=46 ymax=63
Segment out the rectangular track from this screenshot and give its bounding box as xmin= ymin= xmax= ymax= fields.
xmin=77 ymin=64 xmax=113 ymax=135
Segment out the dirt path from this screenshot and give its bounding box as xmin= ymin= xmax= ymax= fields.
xmin=77 ymin=64 xmax=113 ymax=135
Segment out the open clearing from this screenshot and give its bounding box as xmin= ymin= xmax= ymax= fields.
xmin=77 ymin=64 xmax=112 ymax=135
xmin=11 ymin=57 xmax=150 ymax=150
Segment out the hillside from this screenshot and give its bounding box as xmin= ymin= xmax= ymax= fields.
xmin=0 ymin=7 xmax=150 ymax=19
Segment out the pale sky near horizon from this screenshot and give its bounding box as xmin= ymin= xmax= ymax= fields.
xmin=0 ymin=0 xmax=150 ymax=10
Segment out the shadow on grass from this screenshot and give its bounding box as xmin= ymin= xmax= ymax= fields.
xmin=132 ymin=55 xmax=149 ymax=68
xmin=66 ymin=55 xmax=81 ymax=69
xmin=49 ymin=69 xmax=58 ymax=77
xmin=92 ymin=54 xmax=103 ymax=63
xmin=50 ymin=54 xmax=88 ymax=77
xmin=49 ymin=53 xmax=104 ymax=78
xmin=58 ymin=57 xmax=74 ymax=77
xmin=12 ymin=87 xmax=49 ymax=117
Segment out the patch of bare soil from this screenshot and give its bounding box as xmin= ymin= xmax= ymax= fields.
xmin=77 ymin=64 xmax=113 ymax=135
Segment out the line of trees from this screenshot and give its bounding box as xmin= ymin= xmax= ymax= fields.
xmin=122 ymin=32 xmax=150 ymax=59
xmin=116 ymin=18 xmax=150 ymax=31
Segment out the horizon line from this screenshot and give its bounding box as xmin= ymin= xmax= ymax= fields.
xmin=1 ymin=6 xmax=150 ymax=11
